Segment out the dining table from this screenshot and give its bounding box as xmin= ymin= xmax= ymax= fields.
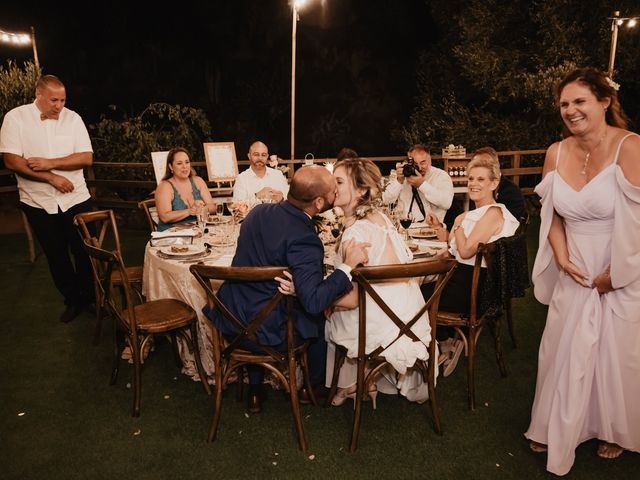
xmin=142 ymin=216 xmax=449 ymax=384
xmin=142 ymin=218 xmax=239 ymax=383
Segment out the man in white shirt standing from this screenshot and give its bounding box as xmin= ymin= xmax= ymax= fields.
xmin=383 ymin=144 xmax=453 ymax=223
xmin=0 ymin=75 xmax=95 ymax=323
xmin=232 ymin=140 xmax=289 ymax=204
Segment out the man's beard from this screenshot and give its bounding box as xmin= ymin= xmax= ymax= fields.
xmin=318 ymin=196 xmax=333 ymax=213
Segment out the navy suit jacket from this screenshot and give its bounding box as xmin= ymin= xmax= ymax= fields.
xmin=205 ymin=201 xmax=353 ymax=346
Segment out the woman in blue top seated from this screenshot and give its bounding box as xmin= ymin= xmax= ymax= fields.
xmin=155 ymin=147 xmax=217 ymax=231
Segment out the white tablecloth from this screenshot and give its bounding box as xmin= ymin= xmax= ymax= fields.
xmin=142 ymin=226 xmax=447 ymax=384
xmin=142 ymin=236 xmax=236 ymax=383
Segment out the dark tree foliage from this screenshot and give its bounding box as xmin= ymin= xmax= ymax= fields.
xmin=400 ymin=0 xmax=640 ymax=154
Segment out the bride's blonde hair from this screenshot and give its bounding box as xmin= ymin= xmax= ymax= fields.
xmin=335 ymin=157 xmax=382 ymax=216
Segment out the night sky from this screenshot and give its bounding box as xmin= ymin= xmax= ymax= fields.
xmin=1 ymin=0 xmax=434 ymax=157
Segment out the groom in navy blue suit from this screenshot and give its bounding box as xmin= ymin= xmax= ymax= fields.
xmin=205 ymin=165 xmax=369 ymax=412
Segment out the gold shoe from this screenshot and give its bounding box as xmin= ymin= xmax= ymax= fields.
xmin=443 ymin=339 xmax=464 ymax=377
xmin=331 ymin=386 xmax=356 ymax=407
xmin=331 ymin=384 xmax=377 ymax=409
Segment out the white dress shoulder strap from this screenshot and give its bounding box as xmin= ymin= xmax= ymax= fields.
xmin=613 ymin=133 xmax=639 ymax=164
xmin=555 ymin=141 xmax=563 ymax=169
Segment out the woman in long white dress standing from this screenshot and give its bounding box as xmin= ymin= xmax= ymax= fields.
xmin=325 ymin=157 xmax=433 ymax=405
xmin=525 ymin=67 xmax=640 ymax=476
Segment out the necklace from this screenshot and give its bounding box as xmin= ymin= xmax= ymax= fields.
xmin=581 ymin=128 xmax=607 ymax=176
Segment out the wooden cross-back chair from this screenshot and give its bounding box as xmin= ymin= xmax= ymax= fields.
xmin=327 ymin=258 xmax=457 ymax=452
xmin=81 ymin=240 xmax=211 ymax=417
xmin=435 ymin=228 xmax=529 ymax=410
xmin=189 ymin=264 xmax=316 ymax=451
xmin=137 ymin=198 xmax=158 ymax=233
xmin=74 ymin=209 xmax=144 ymax=344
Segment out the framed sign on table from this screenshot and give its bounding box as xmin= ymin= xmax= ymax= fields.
xmin=203 ymin=142 xmax=238 ymax=183
xmin=151 ymin=151 xmax=170 ymax=185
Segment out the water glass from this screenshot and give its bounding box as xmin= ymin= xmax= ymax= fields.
xmin=197 ymin=205 xmax=208 ymax=233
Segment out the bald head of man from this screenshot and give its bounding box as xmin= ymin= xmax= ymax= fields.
xmin=288 ymin=165 xmax=336 ymax=215
xmin=248 ymin=141 xmax=269 ymax=176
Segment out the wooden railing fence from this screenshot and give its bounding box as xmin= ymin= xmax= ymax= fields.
xmin=83 ymin=149 xmax=546 ymax=210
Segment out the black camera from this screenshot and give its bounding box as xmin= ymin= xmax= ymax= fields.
xmin=402 ymin=158 xmax=418 ymax=177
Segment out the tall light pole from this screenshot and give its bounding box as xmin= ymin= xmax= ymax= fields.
xmin=0 ymin=26 xmax=40 ymax=69
xmin=30 ymin=26 xmax=40 ymax=70
xmin=607 ymin=11 xmax=639 ymax=79
xmin=291 ymin=0 xmax=307 ymax=164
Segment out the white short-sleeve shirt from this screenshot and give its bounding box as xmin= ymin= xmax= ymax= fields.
xmin=0 ymin=102 xmax=93 ymax=213
xmin=232 ymin=166 xmax=290 ymax=203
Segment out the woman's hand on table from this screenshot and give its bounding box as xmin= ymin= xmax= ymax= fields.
xmin=425 ymin=212 xmax=449 ymax=241
xmin=186 ymin=200 xmax=203 ymax=217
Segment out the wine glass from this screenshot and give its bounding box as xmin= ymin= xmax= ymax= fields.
xmin=196 ymin=204 xmax=208 ymax=233
xmin=399 ymin=211 xmax=414 ymax=241
xmin=391 ymin=199 xmax=405 ymax=229
xmin=216 ymin=203 xmax=224 ymax=221
xmin=227 ymin=202 xmax=237 ymax=224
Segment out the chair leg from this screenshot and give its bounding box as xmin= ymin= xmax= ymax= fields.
xmin=288 ymin=352 xmax=308 ymax=451
xmin=299 ymin=351 xmax=317 ymax=406
xmin=207 ymin=363 xmax=225 ymax=442
xmin=348 ymin=357 xmax=366 ymax=453
xmin=189 ymin=323 xmax=212 ymax=396
xmin=92 ymin=286 xmax=103 ymax=345
xmin=131 ymin=338 xmax=142 ymax=417
xmin=110 ymin=326 xmax=122 ymax=385
xmin=426 ymin=360 xmax=442 ymax=435
xmin=170 ymin=332 xmax=183 ymax=369
xmin=326 ymin=345 xmax=347 ymax=407
xmin=93 ymin=299 xmax=103 ymax=346
xmin=467 ymin=326 xmax=477 ymax=411
xmin=21 ymin=209 xmax=36 ymax=263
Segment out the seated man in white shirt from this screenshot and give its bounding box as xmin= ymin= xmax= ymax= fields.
xmin=232 ymin=141 xmax=289 ymax=204
xmin=382 ymin=144 xmax=453 ymax=223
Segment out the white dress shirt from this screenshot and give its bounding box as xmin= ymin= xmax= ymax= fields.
xmin=382 ymin=166 xmax=453 ymax=222
xmin=0 ymin=102 xmax=93 ymax=213
xmin=232 ymin=166 xmax=290 ymax=203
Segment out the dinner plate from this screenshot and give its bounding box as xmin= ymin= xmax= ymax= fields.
xmin=413 ymin=248 xmax=437 ymax=259
xmin=208 ymin=236 xmax=235 ymax=247
xmin=159 ymin=244 xmax=207 ymax=257
xmin=408 ymin=227 xmax=437 ymax=239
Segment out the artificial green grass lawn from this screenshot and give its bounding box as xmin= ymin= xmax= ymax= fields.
xmin=1 ymin=222 xmax=638 ymax=479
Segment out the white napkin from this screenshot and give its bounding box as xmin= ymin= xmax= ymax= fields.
xmin=412 ymin=239 xmax=447 ymax=248
xmin=151 ymin=228 xmax=197 ymax=239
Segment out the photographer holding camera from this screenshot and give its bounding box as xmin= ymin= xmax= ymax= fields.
xmin=383 ymin=144 xmax=454 ymax=223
